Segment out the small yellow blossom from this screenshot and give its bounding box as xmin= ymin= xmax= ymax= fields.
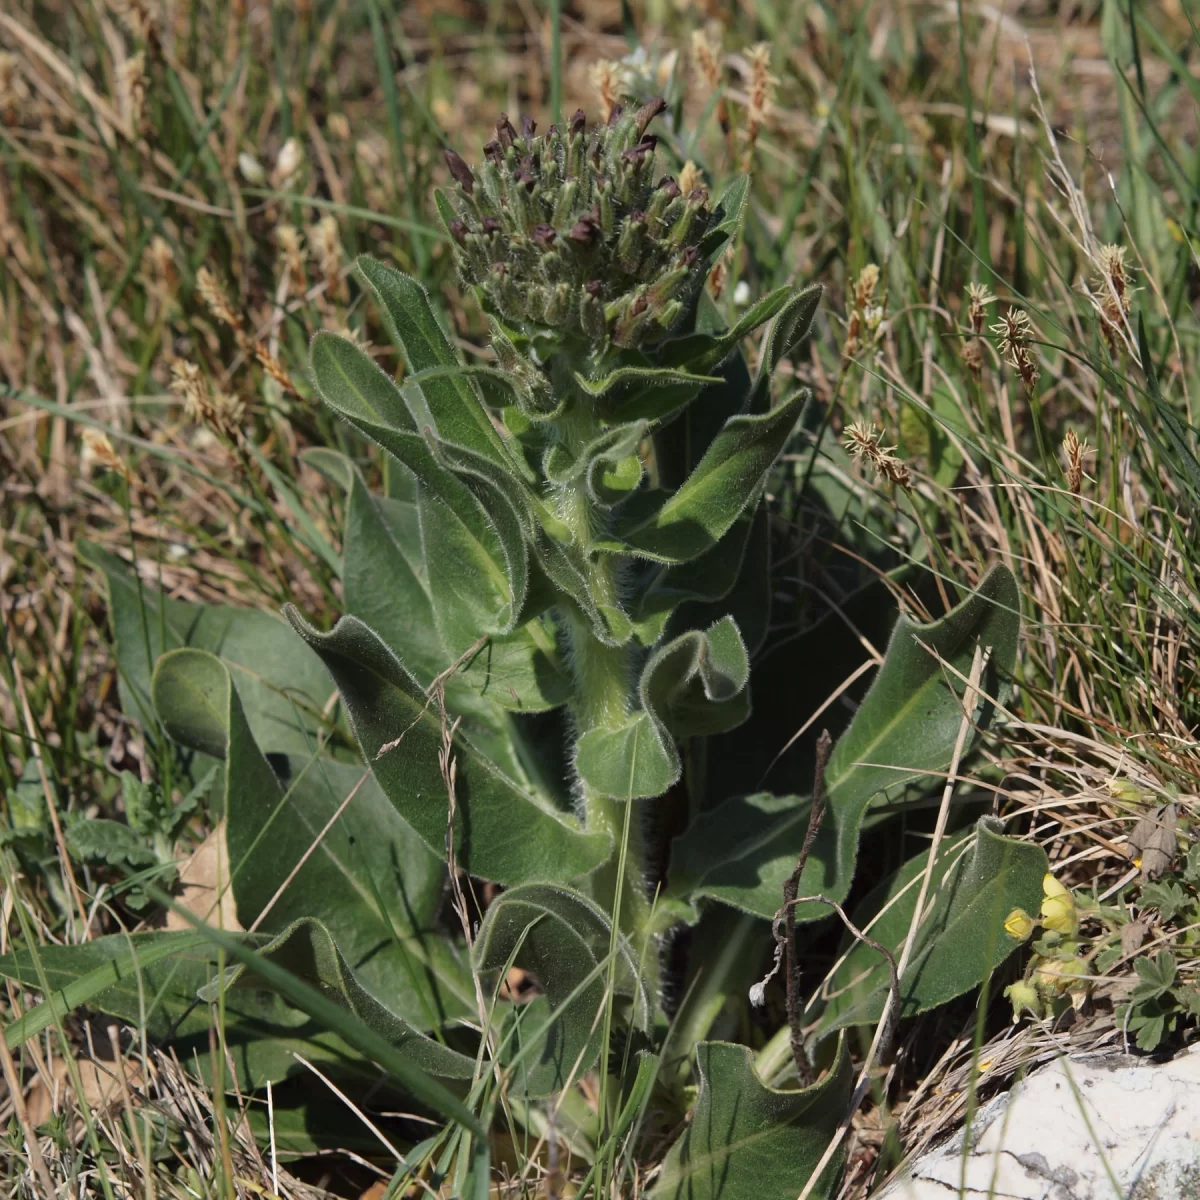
xmin=1040 ymin=873 xmax=1078 ymax=936
xmin=1004 ymin=907 xmax=1035 ymax=940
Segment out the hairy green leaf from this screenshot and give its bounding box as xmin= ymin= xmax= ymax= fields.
xmin=602 ymin=392 xmax=806 ymax=564
xmin=201 ymin=917 xmax=475 ymax=1078
xmin=80 ymin=541 xmax=333 ymax=757
xmin=815 ymin=819 xmax=1047 ymax=1036
xmin=356 ymin=255 xmax=510 ymax=466
xmin=152 ymin=649 xmax=474 ymax=1028
xmin=651 ymin=1040 xmax=852 ymax=1200
xmin=667 ymin=565 xmax=1021 ymax=919
xmin=286 ymin=611 xmax=611 ymax=883
xmin=473 ymin=884 xmax=650 ymax=1096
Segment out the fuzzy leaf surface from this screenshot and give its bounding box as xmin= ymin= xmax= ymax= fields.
xmin=650 ymin=1040 xmax=852 ymax=1200
xmin=602 ymin=391 xmax=806 ymax=564
xmin=814 ymin=818 xmax=1047 ymax=1036
xmin=152 ymin=648 xmax=474 ymax=1027
xmin=0 ymin=931 xmax=390 ymax=1090
xmin=667 ymin=565 xmax=1020 ymax=919
xmin=356 ymin=255 xmax=510 ymax=466
xmin=473 ymin=884 xmax=649 ymax=1096
xmin=201 ymin=917 xmax=475 ymax=1078
xmin=286 ymin=611 xmax=611 ymax=883
xmin=310 ymin=333 xmax=526 ymax=639
xmin=80 ymin=541 xmax=333 ymax=757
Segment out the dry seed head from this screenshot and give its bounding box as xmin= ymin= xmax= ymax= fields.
xmin=253 ymin=341 xmax=296 ymax=394
xmin=678 ymin=161 xmax=705 ymax=197
xmin=81 ymin=429 xmax=135 ymax=484
xmin=844 ymin=420 xmax=911 ymax=489
xmin=117 ymin=53 xmax=147 ymax=132
xmin=745 ymin=43 xmax=777 ymax=133
xmin=854 ymin=263 xmax=880 ymax=311
xmin=1062 ymin=428 xmax=1090 ymax=495
xmin=168 ymin=359 xmax=207 ymax=423
xmin=195 ymin=267 xmax=241 ymax=331
xmin=308 ymin=215 xmax=344 ymax=301
xmin=590 ymin=61 xmax=621 ymax=123
xmin=276 ymin=223 xmax=305 ymax=287
xmin=110 ymin=0 xmax=157 ymax=43
xmin=1097 ymin=244 xmax=1132 ymax=310
xmin=209 ymin=390 xmax=246 ymax=440
xmin=691 ymin=29 xmax=722 ymax=90
xmin=991 ymin=306 xmax=1039 ymax=391
xmin=965 ymin=281 xmax=994 ymax=334
xmin=272 ymin=137 xmax=304 ymax=188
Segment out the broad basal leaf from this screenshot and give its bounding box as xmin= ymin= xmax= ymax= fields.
xmin=650 ymin=1040 xmax=852 ymax=1200
xmin=0 ymin=931 xmax=386 ymax=1091
xmin=152 ymin=648 xmax=474 ymax=1029
xmin=815 ymin=818 xmax=1046 ymax=1036
xmin=286 ymin=611 xmax=611 ymax=884
xmin=473 ymin=884 xmax=650 ymax=1096
xmin=667 ymin=565 xmax=1020 ymax=919
xmin=201 ymin=917 xmax=475 ymax=1079
xmin=80 ymin=541 xmax=334 ymax=757
xmin=601 ymin=391 xmax=807 ymax=564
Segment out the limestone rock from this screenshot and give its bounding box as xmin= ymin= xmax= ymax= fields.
xmin=876 ymin=1049 xmax=1200 ymax=1199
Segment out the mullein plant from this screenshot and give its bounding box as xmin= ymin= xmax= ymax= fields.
xmin=4 ymin=99 xmax=1044 ymax=1200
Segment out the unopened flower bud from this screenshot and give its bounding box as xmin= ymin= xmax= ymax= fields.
xmin=444 ymin=149 xmax=475 ymax=194
xmin=1004 ymin=908 xmax=1035 ymax=940
xmin=496 ymin=113 xmax=518 ymax=148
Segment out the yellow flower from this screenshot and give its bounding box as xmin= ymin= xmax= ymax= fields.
xmin=1040 ymin=874 xmax=1078 ymax=936
xmin=1004 ymin=907 xmax=1035 ymax=940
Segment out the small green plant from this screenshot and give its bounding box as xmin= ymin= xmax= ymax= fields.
xmin=2 ymin=102 xmax=1045 ymax=1197
xmin=1006 ymin=842 xmax=1200 ymax=1052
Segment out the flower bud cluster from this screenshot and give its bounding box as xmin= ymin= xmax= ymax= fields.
xmin=441 ymin=101 xmax=713 ymax=348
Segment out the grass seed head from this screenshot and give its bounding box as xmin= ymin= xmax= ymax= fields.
xmin=1062 ymin=428 xmax=1090 ymax=494
xmin=991 ymin=305 xmax=1040 ymax=391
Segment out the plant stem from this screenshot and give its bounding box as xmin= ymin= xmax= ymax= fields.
xmin=554 ymin=406 xmax=651 ymax=935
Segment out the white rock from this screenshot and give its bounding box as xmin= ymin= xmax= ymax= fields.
xmin=875 ymin=1049 xmax=1200 ymax=1199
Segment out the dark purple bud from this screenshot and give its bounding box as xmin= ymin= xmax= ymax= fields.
xmin=688 ymin=188 xmax=709 ymax=206
xmin=631 ymin=210 xmax=646 ymax=223
xmin=515 ymin=156 xmax=537 ymax=190
xmin=681 ymin=246 xmax=700 ymax=266
xmin=483 ymin=139 xmax=503 ymax=163
xmin=547 ymin=123 xmax=559 ymax=138
xmin=633 ymin=97 xmax=668 ymax=138
xmin=496 ymin=113 xmax=518 ymax=148
xmin=521 ymin=115 xmax=536 ymax=141
xmin=569 ymin=217 xmax=600 ymax=244
xmin=447 ymin=219 xmax=468 ymax=243
xmin=444 ymin=149 xmax=474 ymax=194
xmin=638 ymin=134 xmax=658 ymax=150
xmin=621 ymin=142 xmax=654 ymax=163
xmin=570 ymin=109 xmax=586 ymax=136
xmin=607 ymin=103 xmax=624 ymax=127
xmin=532 ymin=224 xmax=557 ymax=249
xmin=584 ymin=279 xmax=604 ymax=296
xmin=658 ymin=176 xmax=681 ymax=199
xmin=631 ymin=294 xmax=649 ymax=316
xmin=481 ymin=216 xmax=501 ymax=234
